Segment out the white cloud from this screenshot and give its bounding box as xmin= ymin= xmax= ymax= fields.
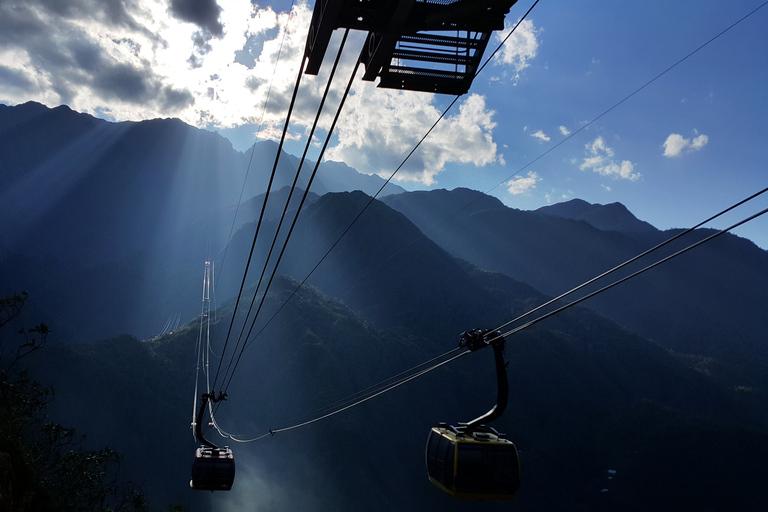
xmin=530 ymin=130 xmax=550 ymax=142
xmin=691 ymin=133 xmax=709 ymax=149
xmin=326 ymin=91 xmax=499 ymax=185
xmin=0 ymin=1 xmax=505 ymax=184
xmin=580 ymin=136 xmax=640 ymax=181
xmin=663 ymin=134 xmax=687 ymax=157
xmin=506 ymin=171 xmax=540 ymax=195
xmin=663 ymin=132 xmax=709 ymax=157
xmin=0 ymin=0 xmax=312 ymax=127
xmin=559 ymin=125 xmax=570 ymax=136
xmin=492 ymin=19 xmax=540 ymax=83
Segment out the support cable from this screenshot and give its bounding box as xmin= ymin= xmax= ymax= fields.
xmin=258 ymin=345 xmax=464 ymax=429
xmin=216 ymin=1 xmax=297 ymax=294
xmin=218 ymin=30 xmax=352 ymax=392
xmin=253 ymin=0 xmax=767 ymax=338
xmin=212 ymin=53 xmax=309 ymax=391
xmin=193 ymin=262 xmax=213 ymax=441
xmin=206 ymin=0 xmax=768 ymax=442
xmin=191 ymin=313 xmax=204 ymax=440
xmin=204 ymin=0 xmax=767 ymax=441
xmin=488 ymin=206 xmax=768 ymax=342
xmin=217 ymin=348 xmax=471 ymax=443
xmin=491 ymin=186 xmax=768 ymax=335
xmin=223 ymin=55 xmax=363 ymax=396
xmin=237 ymin=0 xmax=543 ymax=346
xmin=488 ymin=0 xmax=768 ymax=192
xmin=344 ymin=0 xmax=768 ymax=288
xmin=268 ymin=349 xmax=470 ymax=435
xmin=209 ymin=189 xmax=768 ymax=443
xmin=210 ymin=346 xmax=463 ymax=441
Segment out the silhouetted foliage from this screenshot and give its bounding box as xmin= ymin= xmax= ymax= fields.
xmin=0 ymin=292 xmax=147 ymax=512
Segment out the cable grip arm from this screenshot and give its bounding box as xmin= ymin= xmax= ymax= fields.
xmin=194 ymin=392 xmax=227 ymax=449
xmin=459 ymin=329 xmax=509 ymax=429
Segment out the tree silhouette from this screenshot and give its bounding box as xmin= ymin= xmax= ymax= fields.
xmin=0 ymin=292 xmax=147 ymax=512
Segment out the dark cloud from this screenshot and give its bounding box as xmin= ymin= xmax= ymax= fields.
xmin=0 ymin=0 xmax=210 ymax=121
xmin=187 ymin=54 xmax=204 ymax=69
xmin=0 ymin=65 xmax=35 ymax=91
xmin=33 ymin=0 xmax=146 ymax=32
xmin=245 ymin=75 xmax=266 ymax=91
xmin=0 ymin=1 xmax=162 ymax=52
xmin=91 ymin=62 xmax=195 ymax=112
xmin=160 ymin=86 xmax=195 ymax=111
xmin=0 ymin=1 xmax=159 ymax=74
xmin=0 ymin=4 xmax=100 ymax=90
xmin=169 ymin=0 xmax=224 ymax=36
xmin=0 ymin=1 xmax=183 ymax=112
xmin=93 ymin=63 xmax=150 ymax=102
xmin=69 ymin=40 xmax=104 ymax=72
xmin=0 ymin=3 xmax=48 ymax=45
xmin=191 ymin=29 xmax=214 ymax=54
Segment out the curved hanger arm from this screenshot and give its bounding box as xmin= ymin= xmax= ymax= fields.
xmin=461 ymin=330 xmax=508 ymax=429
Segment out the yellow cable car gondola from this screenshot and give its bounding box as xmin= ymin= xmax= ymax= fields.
xmin=426 ymin=423 xmax=520 ymax=500
xmin=426 ymin=329 xmax=521 ymax=500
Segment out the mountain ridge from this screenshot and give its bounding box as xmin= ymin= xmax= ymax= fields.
xmin=382 ymin=188 xmax=768 ymax=388
xmin=536 ymin=198 xmax=658 ymax=233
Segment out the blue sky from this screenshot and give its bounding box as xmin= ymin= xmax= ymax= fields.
xmin=1 ymin=0 xmax=766 ymax=248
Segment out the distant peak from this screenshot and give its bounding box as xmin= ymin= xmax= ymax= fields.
xmin=537 ymin=199 xmax=657 ymax=234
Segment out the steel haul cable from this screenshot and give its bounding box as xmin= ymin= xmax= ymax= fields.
xmin=212 ymin=53 xmax=309 ymax=392
xmin=223 ymin=60 xmax=364 ymax=394
xmin=217 ymin=30 xmax=353 ymax=392
xmin=491 ymin=205 xmax=768 ymax=342
xmin=216 ymin=1 xmax=298 ymax=295
xmin=244 ymin=0 xmax=543 ymax=347
xmin=299 ymin=0 xmax=768 ymax=304
xmin=490 ymin=186 xmax=768 ymax=335
xmin=208 ymin=190 xmax=768 ymax=442
xmin=203 ymin=1 xmax=767 ymax=442
xmin=215 ymin=0 xmax=766 ymax=399
xmin=216 ymin=347 xmax=470 ymax=442
xmin=213 ymin=0 xmax=768 ymax=387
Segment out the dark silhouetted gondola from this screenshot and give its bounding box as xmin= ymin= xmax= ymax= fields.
xmin=426 ymin=424 xmax=520 ymax=500
xmin=304 ymin=0 xmax=520 ymax=95
xmin=425 ymin=329 xmax=520 ymax=500
xmin=190 ymin=392 xmax=236 ymax=491
xmin=191 ymin=446 xmax=236 ymax=491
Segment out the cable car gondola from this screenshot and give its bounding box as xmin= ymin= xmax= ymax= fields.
xmin=426 ymin=424 xmax=520 ymax=500
xmin=425 ymin=329 xmax=521 ymax=500
xmin=191 ymin=446 xmax=236 ymax=491
xmin=190 ymin=392 xmax=236 ymax=491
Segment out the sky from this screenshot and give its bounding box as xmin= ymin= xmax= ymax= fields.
xmin=1 ymin=0 xmax=767 ymax=248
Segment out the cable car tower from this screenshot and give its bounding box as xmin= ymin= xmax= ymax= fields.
xmin=305 ymin=0 xmax=521 ymax=95
xmin=426 ymin=329 xmax=521 ymax=500
xmin=190 ymin=261 xmax=236 ymax=491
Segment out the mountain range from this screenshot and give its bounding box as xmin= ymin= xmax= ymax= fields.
xmin=1 ymin=102 xmax=767 ymax=511
xmin=383 ymin=189 xmax=768 ymax=387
